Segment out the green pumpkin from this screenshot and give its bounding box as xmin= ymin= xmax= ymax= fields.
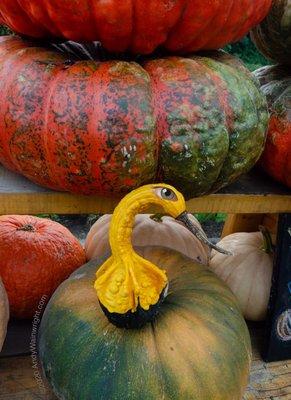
xmin=39 ymin=184 xmax=251 ymax=400
xmin=39 ymin=248 xmax=251 ymax=400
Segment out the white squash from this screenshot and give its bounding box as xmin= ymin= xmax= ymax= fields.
xmin=85 ymin=214 xmax=210 ymax=265
xmin=0 ymin=278 xmax=9 ymax=351
xmin=210 ymin=231 xmax=273 ymax=321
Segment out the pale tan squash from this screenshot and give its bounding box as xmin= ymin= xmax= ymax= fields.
xmin=210 ymin=231 xmax=273 ymax=321
xmin=0 ymin=278 xmax=9 ymax=351
xmin=85 ymin=214 xmax=210 ymax=265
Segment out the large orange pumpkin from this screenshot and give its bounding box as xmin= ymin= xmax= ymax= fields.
xmin=0 ymin=215 xmax=86 ymax=319
xmin=0 ymin=0 xmax=271 ymax=54
xmin=0 ymin=36 xmax=268 ymax=198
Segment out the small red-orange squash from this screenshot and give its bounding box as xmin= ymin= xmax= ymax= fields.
xmin=0 ymin=215 xmax=86 ymax=319
xmin=0 ymin=279 xmax=9 ymax=350
xmin=254 ymin=65 xmax=291 ymax=188
xmin=85 ymin=214 xmax=210 ymax=264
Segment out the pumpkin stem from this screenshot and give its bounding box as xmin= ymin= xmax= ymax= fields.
xmin=17 ymin=224 xmax=35 ymax=232
xmin=259 ymin=225 xmax=274 ymax=254
xmin=176 ymin=212 xmax=232 ymax=256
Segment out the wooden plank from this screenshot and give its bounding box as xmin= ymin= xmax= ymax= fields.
xmin=222 ymin=214 xmax=278 ymax=241
xmin=222 ymin=214 xmax=265 ymax=237
xmin=0 ymin=356 xmax=54 ymax=400
xmin=0 ymin=325 xmax=289 ymax=400
xmin=0 ymin=192 xmax=291 ymax=215
xmin=186 ymin=195 xmax=291 ymax=214
xmin=0 ymin=167 xmax=291 ymax=214
xmin=1 ymin=167 xmax=290 ymax=196
xmin=245 ymin=324 xmax=291 ymax=399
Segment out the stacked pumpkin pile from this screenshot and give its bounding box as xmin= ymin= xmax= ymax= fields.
xmin=0 ymin=1 xmax=271 ymax=198
xmin=0 ymin=2 xmax=282 ymax=400
xmin=252 ymin=0 xmax=291 ymax=188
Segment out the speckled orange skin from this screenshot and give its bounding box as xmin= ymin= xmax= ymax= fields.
xmin=0 ymin=0 xmax=272 ymax=54
xmin=255 ymin=65 xmax=291 ymax=188
xmin=0 ymin=215 xmax=86 ymax=319
xmin=0 ymin=37 xmax=268 ymax=197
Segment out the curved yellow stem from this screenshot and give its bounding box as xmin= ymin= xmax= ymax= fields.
xmin=94 ymin=184 xmax=187 ymax=314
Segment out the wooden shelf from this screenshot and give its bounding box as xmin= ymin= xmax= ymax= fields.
xmin=0 ymin=166 xmax=291 ymax=215
xmin=0 ymin=324 xmax=289 ymax=400
xmin=0 ymin=166 xmax=290 ymax=398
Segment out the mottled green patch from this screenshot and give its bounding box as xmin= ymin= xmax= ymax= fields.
xmin=39 ymin=254 xmax=251 ymax=400
xmin=158 ymin=59 xmax=230 ymax=197
xmin=199 ymin=54 xmax=268 ymax=193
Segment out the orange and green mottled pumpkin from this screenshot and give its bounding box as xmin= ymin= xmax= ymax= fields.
xmin=39 ymin=247 xmax=251 ymax=400
xmin=39 ymin=183 xmax=251 ymax=399
xmin=251 ymin=0 xmax=291 ymax=65
xmin=0 ymin=0 xmax=271 ymax=54
xmin=254 ymin=65 xmax=291 ymax=188
xmin=0 ymin=36 xmax=268 ymax=198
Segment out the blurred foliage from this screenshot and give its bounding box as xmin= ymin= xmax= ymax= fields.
xmin=0 ymin=25 xmax=11 ymax=36
xmin=194 ymin=213 xmax=227 ymax=223
xmin=224 ymin=35 xmax=270 ymax=71
xmin=37 ymin=214 xmax=62 ymax=222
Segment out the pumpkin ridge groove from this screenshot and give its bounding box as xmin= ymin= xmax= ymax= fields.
xmin=165 ymin=300 xmax=249 ymax=351
xmin=182 ymin=1 xmax=225 ymax=52
xmin=0 ymin=37 xmax=268 ymax=196
xmin=204 ymin=0 xmax=235 ymax=49
xmin=41 ymin=64 xmax=69 ymax=190
xmin=150 ymin=320 xmax=169 ymax=400
xmin=151 ymin=314 xmax=209 ymax=399
xmin=165 ymin=0 xmax=189 ymax=51
xmin=0 ymin=47 xmax=38 ymax=172
xmin=0 ymin=1 xmax=272 ymax=54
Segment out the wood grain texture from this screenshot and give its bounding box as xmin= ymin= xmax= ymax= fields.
xmin=245 ymin=324 xmax=291 ymax=400
xmin=0 ymin=167 xmax=291 ymax=215
xmin=222 ymin=214 xmax=266 ymax=237
xmin=0 ymin=325 xmax=289 ymax=400
xmin=222 ymin=214 xmax=279 ymax=243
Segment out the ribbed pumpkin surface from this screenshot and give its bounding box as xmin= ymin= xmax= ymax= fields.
xmin=254 ymin=65 xmax=291 ymax=188
xmin=0 ymin=279 xmax=9 ymax=351
xmin=85 ymin=214 xmax=210 ymax=264
xmin=252 ymin=0 xmax=291 ymax=65
xmin=0 ymin=36 xmax=268 ymax=198
xmin=39 ymin=247 xmax=252 ymax=400
xmin=0 ymin=0 xmax=271 ymax=54
xmin=0 ymin=215 xmax=86 ymax=319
